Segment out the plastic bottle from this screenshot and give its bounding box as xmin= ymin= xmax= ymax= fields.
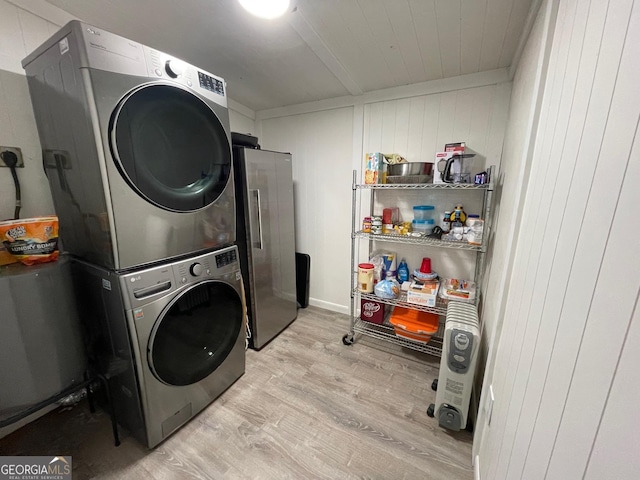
xmin=442 ymin=211 xmax=451 ymax=233
xmin=397 ymin=258 xmax=409 ymax=283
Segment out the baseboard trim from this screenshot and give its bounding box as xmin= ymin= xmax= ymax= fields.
xmin=308 ymin=298 xmax=349 ymax=315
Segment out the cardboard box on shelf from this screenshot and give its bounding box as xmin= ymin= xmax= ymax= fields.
xmin=360 ymin=298 xmax=385 ymax=324
xmin=406 ymin=279 xmax=439 ymax=307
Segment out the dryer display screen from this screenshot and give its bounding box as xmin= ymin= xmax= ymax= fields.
xmin=198 ymin=72 xmax=224 ymax=95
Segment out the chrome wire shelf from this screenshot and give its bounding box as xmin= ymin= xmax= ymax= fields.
xmin=355 ymin=182 xmax=491 ymax=190
xmin=353 ymin=230 xmax=483 ymax=251
xmin=355 ymin=289 xmax=449 ymax=316
xmin=354 ymin=318 xmax=443 ymax=357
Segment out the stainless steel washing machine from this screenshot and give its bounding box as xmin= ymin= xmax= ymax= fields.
xmin=23 ymin=21 xmax=235 ymax=271
xmin=71 ymin=246 xmax=245 ymax=448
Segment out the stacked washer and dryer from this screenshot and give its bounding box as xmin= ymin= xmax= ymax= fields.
xmin=22 ymin=21 xmax=245 ymax=448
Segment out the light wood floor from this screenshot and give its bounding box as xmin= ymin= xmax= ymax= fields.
xmin=0 ymin=306 xmax=473 ymax=479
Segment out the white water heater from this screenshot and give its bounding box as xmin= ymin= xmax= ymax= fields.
xmin=428 ymin=302 xmax=480 ymax=431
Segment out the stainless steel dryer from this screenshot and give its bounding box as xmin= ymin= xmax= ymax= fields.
xmin=23 ymin=21 xmax=235 ymax=270
xmin=71 ymin=246 xmax=246 ymax=448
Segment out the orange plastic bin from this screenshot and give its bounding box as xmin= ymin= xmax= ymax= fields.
xmin=389 ymin=307 xmax=439 ymax=344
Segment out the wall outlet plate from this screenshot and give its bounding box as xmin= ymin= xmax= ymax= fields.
xmin=0 ymin=147 xmax=25 ymax=168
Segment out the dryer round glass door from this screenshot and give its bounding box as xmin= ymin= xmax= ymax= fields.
xmin=110 ymin=84 xmax=232 ymax=212
xmin=148 ymin=280 xmax=243 ymax=386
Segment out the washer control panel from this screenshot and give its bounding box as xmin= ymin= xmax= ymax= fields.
xmin=121 ymin=246 xmax=240 ymax=309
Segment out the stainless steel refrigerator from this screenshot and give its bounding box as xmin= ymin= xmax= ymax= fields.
xmin=233 ymin=146 xmax=297 ymax=349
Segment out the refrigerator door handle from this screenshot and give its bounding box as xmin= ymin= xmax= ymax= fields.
xmin=250 ymin=189 xmax=264 ymax=249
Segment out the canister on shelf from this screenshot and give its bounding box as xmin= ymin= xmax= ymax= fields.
xmin=371 ymin=216 xmax=382 ymax=235
xmin=467 ymin=217 xmax=484 ymax=245
xmin=358 ymin=263 xmax=375 ymax=293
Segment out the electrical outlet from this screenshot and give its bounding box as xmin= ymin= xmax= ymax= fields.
xmin=0 ymin=147 xmax=25 ymax=168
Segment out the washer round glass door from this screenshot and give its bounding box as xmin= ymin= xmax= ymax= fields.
xmin=148 ymin=281 xmax=242 ymax=386
xmin=110 ymin=83 xmax=231 ymax=212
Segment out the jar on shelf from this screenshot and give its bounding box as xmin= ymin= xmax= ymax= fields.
xmin=362 ymin=216 xmax=372 ymax=233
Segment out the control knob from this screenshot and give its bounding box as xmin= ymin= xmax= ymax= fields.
xmin=165 ymin=59 xmax=183 ymax=78
xmin=190 ymin=262 xmax=203 ymax=276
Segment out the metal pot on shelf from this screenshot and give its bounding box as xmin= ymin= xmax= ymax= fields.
xmin=386 ymin=162 xmax=433 ymax=176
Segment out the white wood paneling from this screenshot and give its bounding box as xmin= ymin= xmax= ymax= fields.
xmin=260 ymin=107 xmax=354 ymax=313
xmin=544 ymin=3 xmax=640 ymax=476
xmin=501 ymin=0 xmax=611 ymax=476
xmin=584 ymin=292 xmax=640 ymax=480
xmin=361 ymin=84 xmax=509 ymax=299
xmin=259 ymin=80 xmax=510 ymax=314
xmin=488 ymin=0 xmax=591 ymax=477
xmin=473 ymin=0 xmax=549 ymax=463
xmin=434 ymin=0 xmax=462 ymax=78
xmin=409 ymin=0 xmax=444 ymax=80
xmin=476 ymin=0 xmax=640 ymax=479
xmin=479 ymin=0 xmax=517 ymax=71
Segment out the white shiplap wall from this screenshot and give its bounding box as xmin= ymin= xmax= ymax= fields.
xmin=260 ymin=82 xmax=511 ymax=313
xmin=473 ymin=0 xmax=553 ymax=462
xmin=362 ymin=85 xmax=511 ymax=296
xmin=476 ymin=0 xmax=640 ymax=479
xmin=0 ymin=0 xmax=255 ymax=220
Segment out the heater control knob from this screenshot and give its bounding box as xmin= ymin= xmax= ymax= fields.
xmin=165 ymin=59 xmax=183 ymax=78
xmin=190 ymin=263 xmax=203 ymax=276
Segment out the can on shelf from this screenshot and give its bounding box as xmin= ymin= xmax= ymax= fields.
xmin=358 ymin=263 xmax=375 ymax=293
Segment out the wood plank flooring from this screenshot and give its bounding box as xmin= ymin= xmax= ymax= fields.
xmin=0 ymin=306 xmax=473 ymax=479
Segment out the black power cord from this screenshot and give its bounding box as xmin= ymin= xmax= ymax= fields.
xmin=1 ymin=150 xmax=21 ymax=219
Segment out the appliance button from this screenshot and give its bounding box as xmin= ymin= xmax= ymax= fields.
xmin=154 ymin=68 xmax=162 ymax=77
xmin=454 ymin=354 xmax=465 ymax=362
xmin=190 ymin=263 xmax=203 ymax=276
xmin=181 ymin=277 xmax=187 ymax=284
xmin=187 ymin=80 xmax=193 ymax=87
xmin=206 ymin=269 xmax=211 ymax=275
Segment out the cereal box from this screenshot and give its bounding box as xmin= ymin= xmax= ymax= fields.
xmin=364 ymin=152 xmax=387 ymax=184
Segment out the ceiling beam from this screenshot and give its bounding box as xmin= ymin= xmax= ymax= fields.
xmin=256 ymin=67 xmax=509 ymax=120
xmin=289 ymin=9 xmax=363 ymax=96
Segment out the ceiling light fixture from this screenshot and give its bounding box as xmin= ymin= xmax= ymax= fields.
xmin=238 ymin=0 xmax=292 ymax=19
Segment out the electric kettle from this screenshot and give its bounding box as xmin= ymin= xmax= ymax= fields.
xmin=438 ymin=154 xmax=476 ymax=183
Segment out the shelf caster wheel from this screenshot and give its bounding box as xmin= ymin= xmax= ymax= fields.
xmin=427 ymin=403 xmax=435 ymax=418
xmin=342 ymin=334 xmax=354 ymax=346
xmin=431 ymin=379 xmax=438 ymax=391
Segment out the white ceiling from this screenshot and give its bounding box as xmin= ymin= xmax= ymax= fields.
xmin=44 ymin=0 xmax=535 ymax=112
